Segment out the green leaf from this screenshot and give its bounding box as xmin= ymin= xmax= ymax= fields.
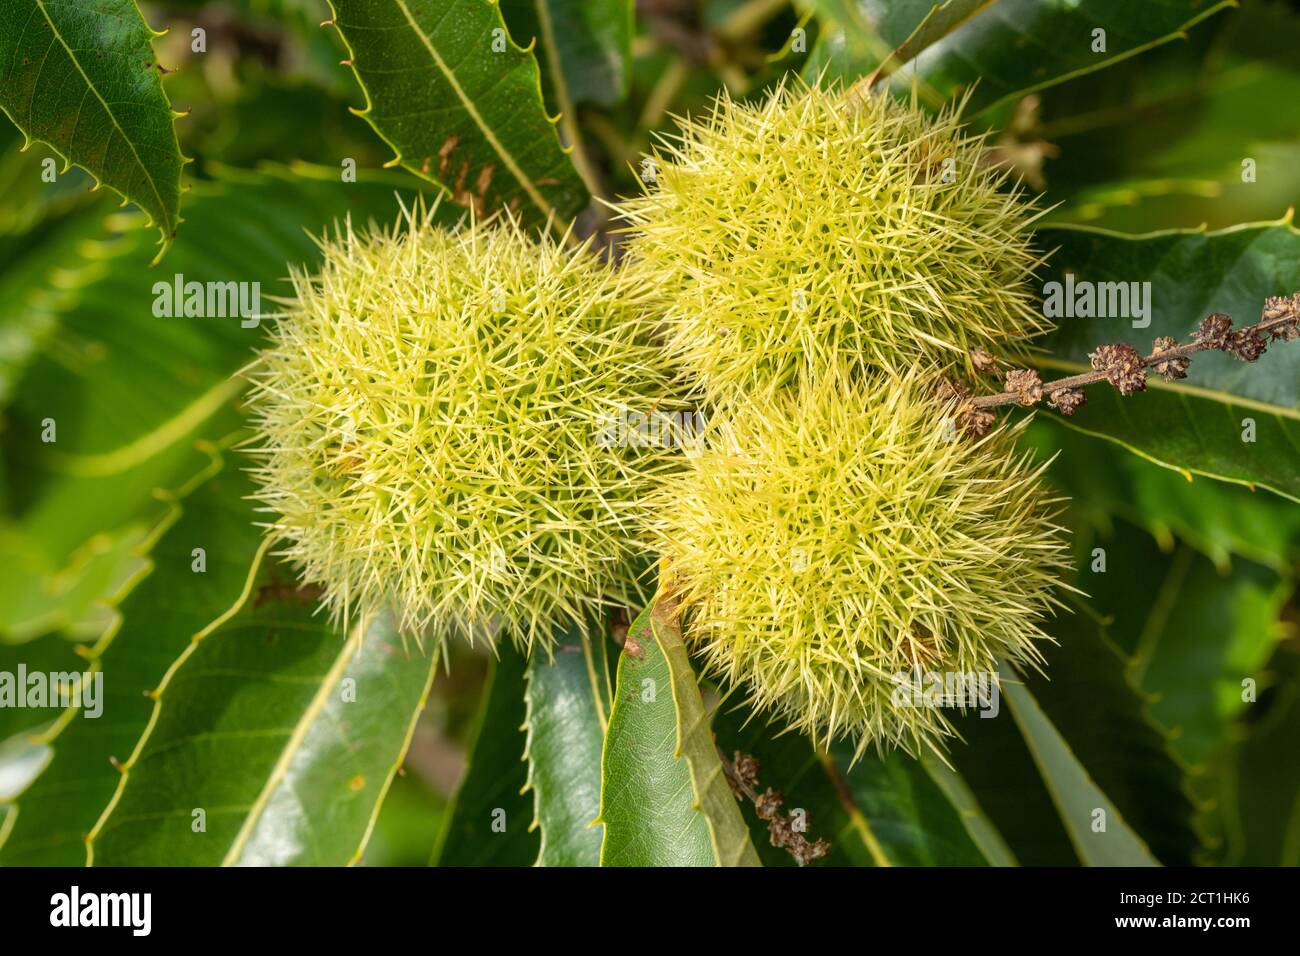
xmin=0 ymin=165 xmax=434 ymax=642
xmin=0 ymin=628 xmax=85 ymax=749
xmin=0 ymin=444 xmax=256 ymax=865
xmin=0 ymin=129 xmax=97 ymax=238
xmin=714 ymin=632 xmax=1181 ymax=868
xmin=522 ymin=619 xmax=611 ymax=866
xmin=827 ymin=743 xmax=1009 ymax=866
xmin=1035 ymin=1 xmax=1300 ymax=232
xmin=1219 ymin=649 xmax=1300 ymax=866
xmin=1074 ymin=518 xmax=1291 ymax=865
xmin=953 ymin=602 xmax=1193 ymax=868
xmin=598 ymin=600 xmax=760 ymax=867
xmin=194 ymin=75 xmax=390 ymax=173
xmin=901 ymin=0 xmax=1233 ymax=116
xmin=326 ymin=0 xmax=588 ymax=224
xmin=1024 ymin=608 xmax=1200 ymax=865
xmin=801 ymin=0 xmax=990 ymax=97
xmin=1001 ymin=656 xmax=1161 ymax=866
xmin=0 ymin=0 xmax=184 ymax=250
xmin=1136 ymin=558 xmax=1289 ymax=769
xmin=1027 ymin=418 xmax=1300 ymax=574
xmin=1034 ymin=220 xmax=1300 ymax=503
xmin=1049 ymin=387 xmax=1299 ymax=504
xmin=0 ymin=200 xmax=112 ymax=408
xmin=946 ymin=701 xmax=1082 ymax=865
xmin=431 ymin=642 xmax=538 ymax=866
xmin=362 ymin=772 xmax=447 ymax=867
xmin=500 ymin=0 xmax=632 ymax=110
xmin=1075 ymin=518 xmax=1290 ymax=770
xmin=0 ymin=444 xmax=253 ymax=863
xmin=917 ymin=750 xmax=1019 ymax=865
xmin=711 ymin=702 xmax=1014 ymax=866
xmin=84 ymin=549 xmax=437 ymax=866
xmin=950 ymin=611 xmax=1189 ymax=867
xmin=807 ymin=0 xmax=1233 ymax=117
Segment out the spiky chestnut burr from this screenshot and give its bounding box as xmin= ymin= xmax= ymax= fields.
xmin=620 ymin=81 xmax=1050 ymax=402
xmin=247 ymin=205 xmax=682 ymax=649
xmin=648 ymin=364 xmax=1071 ymax=758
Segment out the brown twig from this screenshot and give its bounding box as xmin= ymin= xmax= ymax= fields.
xmin=948 ymin=292 xmax=1300 ymax=436
xmin=718 ymin=746 xmax=832 ymax=866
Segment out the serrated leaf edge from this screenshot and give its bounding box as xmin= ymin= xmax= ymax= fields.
xmin=648 ymin=601 xmax=761 ymax=867
xmin=1 ymin=0 xmax=188 ymax=257
xmin=83 ymin=534 xmax=274 ymax=865
xmin=325 ymin=0 xmax=577 ymax=226
xmin=520 ymin=634 xmax=608 ymax=866
xmin=0 ymin=436 xmax=231 ymax=858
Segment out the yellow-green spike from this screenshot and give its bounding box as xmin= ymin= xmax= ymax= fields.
xmin=648 ymin=364 xmax=1072 ymax=758
xmin=246 ymin=200 xmax=685 ymax=652
xmin=620 ymin=80 xmax=1051 ymax=402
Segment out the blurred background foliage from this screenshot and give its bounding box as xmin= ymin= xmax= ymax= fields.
xmin=0 ymin=0 xmax=1296 ymax=866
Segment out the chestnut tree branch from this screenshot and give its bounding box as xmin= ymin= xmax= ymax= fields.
xmin=947 ymin=292 xmax=1300 ymax=436
xmin=717 ymin=745 xmax=832 ymax=866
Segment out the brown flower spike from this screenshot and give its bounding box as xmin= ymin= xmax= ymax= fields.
xmin=1089 ymin=342 xmax=1147 ymax=395
xmin=1226 ymin=328 xmax=1267 ymax=362
xmin=1264 ymin=294 xmax=1300 ymax=340
xmin=960 ymin=292 xmax=1299 ymax=423
xmin=1150 ymin=336 xmax=1189 ymax=382
xmin=1004 ymin=368 xmax=1043 ymax=405
xmin=1048 ymin=387 xmax=1086 ymax=416
xmin=1195 ymin=312 xmax=1234 ymax=349
xmin=722 ymin=751 xmax=831 ymax=866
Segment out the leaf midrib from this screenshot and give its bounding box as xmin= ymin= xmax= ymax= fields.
xmin=817 ymin=751 xmax=892 ymax=867
xmin=998 ymin=660 xmax=1160 ymax=867
xmin=32 ymin=0 xmax=169 ymax=225
xmin=389 ymin=0 xmax=556 ymax=219
xmin=651 ymin=609 xmax=760 ymax=867
xmin=44 ymin=376 xmax=245 ymax=476
xmin=219 ymin=618 xmax=365 ymax=865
